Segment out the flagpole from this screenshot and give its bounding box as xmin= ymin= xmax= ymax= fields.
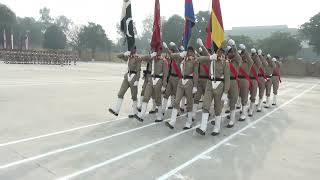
xmin=3 ymin=29 xmax=6 ymax=49
xmin=11 ymin=29 xmax=13 ymax=50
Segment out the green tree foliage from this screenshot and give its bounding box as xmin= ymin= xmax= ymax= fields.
xmin=162 ymin=15 xmax=184 ymax=46
xmin=55 ymin=15 xmax=72 ymax=33
xmin=79 ymin=22 xmax=112 ymax=59
xmin=43 ymin=25 xmax=66 ymax=49
xmin=299 ymin=12 xmax=320 ymax=55
xmin=0 ymin=3 xmax=16 ymax=26
xmin=39 ymin=7 xmax=53 ymax=31
xmin=258 ymin=32 xmax=301 ymax=57
xmin=16 ymin=17 xmax=43 ymax=48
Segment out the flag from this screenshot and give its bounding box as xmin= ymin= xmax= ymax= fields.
xmin=25 ymin=34 xmax=29 ymax=50
xmin=150 ymin=0 xmax=161 ymax=52
xmin=120 ymin=0 xmax=135 ymax=51
xmin=210 ymin=0 xmax=224 ymax=51
xmin=3 ymin=29 xmax=6 ymax=49
xmin=10 ymin=30 xmax=13 ymax=49
xmin=182 ymin=0 xmax=195 ymax=49
xmin=205 ymin=16 xmax=212 ymax=50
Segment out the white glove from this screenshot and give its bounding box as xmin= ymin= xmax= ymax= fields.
xmin=124 ymin=51 xmax=130 ymax=56
xmin=180 ymin=46 xmax=185 ymax=51
xmin=169 ymin=42 xmax=176 ymax=47
xmin=272 ymin=58 xmax=277 ymax=62
xmin=151 ymin=52 xmax=157 ymax=58
xmin=251 ymin=48 xmax=257 ymax=54
xmin=180 ymin=51 xmax=187 ymax=58
xmin=221 ymin=93 xmax=228 ymax=102
xmin=162 ymin=42 xmax=168 ymax=49
xmin=192 ymin=87 xmax=198 ymax=94
xmin=210 ymin=54 xmax=217 ymax=61
xmin=226 ymin=46 xmax=232 ymax=52
xmin=238 ymin=50 xmax=242 ymax=54
xmin=197 ymin=38 xmax=204 ymax=47
xmin=267 ymin=54 xmax=271 ymax=59
xmin=239 ymin=44 xmax=246 ymax=50
xmin=161 ymin=86 xmax=166 ymax=93
xmin=134 ymin=81 xmax=139 ymax=86
xmin=258 ymin=49 xmax=262 ymax=56
xmin=199 ymin=47 xmax=203 ymax=52
xmin=228 ymin=39 xmax=236 ymax=46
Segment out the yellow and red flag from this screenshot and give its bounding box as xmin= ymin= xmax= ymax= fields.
xmin=205 ymin=0 xmax=224 ymax=51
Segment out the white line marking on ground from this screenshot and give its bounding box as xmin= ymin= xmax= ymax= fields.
xmin=156 ymin=84 xmax=317 ymax=180
xmin=0 ymin=82 xmax=299 ymax=148
xmin=0 ymin=111 xmax=194 ymax=170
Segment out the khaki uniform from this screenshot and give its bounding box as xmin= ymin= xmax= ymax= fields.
xmin=195 ymin=55 xmax=230 ymax=136
xmin=248 ymin=54 xmax=262 ymax=116
xmin=227 ymin=48 xmax=242 ymax=111
xmin=136 ymin=56 xmax=168 ymax=122
xmin=239 ymin=50 xmax=254 ymax=106
xmin=258 ymin=55 xmax=268 ymax=100
xmin=165 ymin=53 xmax=199 ymax=129
xmin=265 ymin=59 xmax=276 ymax=97
xmin=109 ymin=53 xmax=143 ymax=117
xmin=272 ymin=61 xmax=281 ymax=95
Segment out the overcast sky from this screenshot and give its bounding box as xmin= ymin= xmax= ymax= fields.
xmin=2 ymin=0 xmax=319 ymax=42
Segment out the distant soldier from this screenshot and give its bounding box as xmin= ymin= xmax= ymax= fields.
xmin=257 ymin=50 xmax=268 ymax=112
xmin=165 ymin=46 xmax=199 ymax=130
xmin=238 ymin=44 xmax=254 ymax=122
xmin=271 ymin=57 xmax=282 ymax=105
xmin=264 ymin=54 xmax=276 ymax=108
xmin=248 ymin=48 xmax=262 ymax=117
xmin=196 ymin=48 xmax=230 ymax=136
xmin=134 ymin=47 xmax=168 ymax=122
xmin=109 ymin=46 xmax=145 ymax=118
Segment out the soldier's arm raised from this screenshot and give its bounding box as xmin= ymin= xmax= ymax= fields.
xmin=197 ymin=56 xmax=210 ymax=63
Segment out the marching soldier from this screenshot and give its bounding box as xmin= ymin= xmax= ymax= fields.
xmin=193 ymin=38 xmax=211 ymax=121
xmin=272 ymin=57 xmax=282 ymax=105
xmin=161 ymin=42 xmax=182 ymax=115
xmin=196 ymin=48 xmax=230 ymax=136
xmin=257 ymin=50 xmax=268 ymax=112
xmin=238 ymin=44 xmax=254 ymax=122
xmin=137 ymin=61 xmax=151 ymax=111
xmin=108 ymin=46 xmax=146 ymax=118
xmin=165 ymin=46 xmax=199 ymax=130
xmin=264 ymin=55 xmax=276 ymax=108
xmin=225 ymin=40 xmax=241 ymax=128
xmin=248 ymin=48 xmax=262 ymax=117
xmin=134 ymin=47 xmax=168 ymax=122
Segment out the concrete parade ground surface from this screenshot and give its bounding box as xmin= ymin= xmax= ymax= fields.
xmin=0 ymin=62 xmax=320 ymax=180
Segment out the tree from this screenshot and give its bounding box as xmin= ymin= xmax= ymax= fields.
xmin=43 ymin=25 xmax=66 ymax=49
xmin=0 ymin=3 xmax=17 ymax=48
xmin=228 ymin=35 xmax=256 ymax=50
xmin=39 ymin=7 xmax=53 ymax=31
xmin=16 ymin=17 xmax=43 ymax=48
xmin=79 ymin=22 xmax=109 ymax=59
xmin=162 ymin=15 xmax=184 ymax=46
xmin=299 ymin=12 xmax=320 ymax=55
xmin=55 ymin=15 xmax=72 ymax=33
xmin=67 ymin=25 xmax=83 ymax=55
xmin=257 ymin=32 xmax=301 ymax=58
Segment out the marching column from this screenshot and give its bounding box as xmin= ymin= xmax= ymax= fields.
xmin=257 ymin=50 xmax=268 ymax=112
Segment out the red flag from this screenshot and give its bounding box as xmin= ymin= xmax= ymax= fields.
xmin=205 ymin=16 xmax=212 ymax=49
xmin=151 ymin=0 xmax=161 ymax=52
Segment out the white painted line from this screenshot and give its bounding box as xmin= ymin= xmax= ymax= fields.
xmin=0 ymin=117 xmax=128 ymax=147
xmin=0 ymin=111 xmax=193 ymax=170
xmin=0 ymin=82 xmax=298 ymax=148
xmin=156 ymin=84 xmax=317 ymax=180
xmin=0 ymin=82 xmax=302 ymax=171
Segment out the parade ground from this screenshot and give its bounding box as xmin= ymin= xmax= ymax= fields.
xmin=0 ymin=62 xmax=319 ymax=180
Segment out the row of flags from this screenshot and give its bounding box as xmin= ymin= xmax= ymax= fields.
xmin=2 ymin=29 xmax=29 ymax=50
xmin=120 ymin=0 xmax=225 ymax=52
